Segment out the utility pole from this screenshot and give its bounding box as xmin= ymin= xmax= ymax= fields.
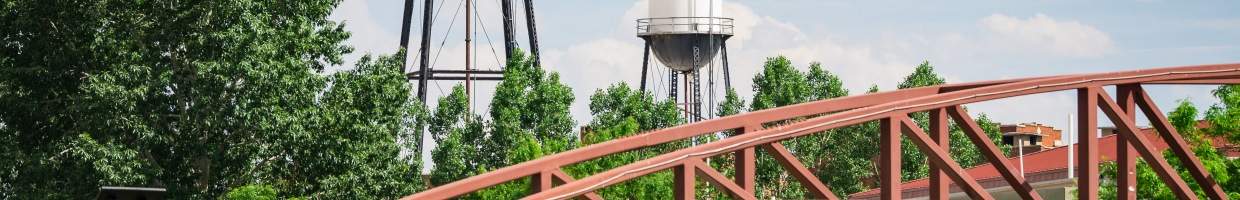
xmin=465 ymin=0 xmax=473 ymax=112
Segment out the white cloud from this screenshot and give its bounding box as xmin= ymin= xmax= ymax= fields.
xmin=329 ymin=0 xmax=404 ymax=72
xmin=979 ymin=13 xmax=1114 ymax=57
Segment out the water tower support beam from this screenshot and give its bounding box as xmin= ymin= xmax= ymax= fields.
xmin=501 ymin=0 xmax=517 ymax=59
xmin=641 ymin=40 xmax=651 ymax=92
xmin=416 ymin=0 xmax=433 ymax=102
xmin=722 ymin=41 xmax=731 ymax=91
xmin=522 ymin=0 xmax=542 ymax=67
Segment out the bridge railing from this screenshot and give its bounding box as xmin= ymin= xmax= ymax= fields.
xmin=407 ymin=64 xmax=1240 ymax=200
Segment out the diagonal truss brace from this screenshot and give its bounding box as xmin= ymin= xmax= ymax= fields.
xmin=533 ymin=169 xmax=603 ymax=200
xmin=896 ymin=115 xmax=996 ymax=200
xmin=760 ymin=143 xmax=840 ymax=200
xmin=1132 ymin=86 xmax=1229 ymax=200
xmin=947 ymin=106 xmax=1044 ymax=200
xmin=1093 ymin=87 xmax=1199 ymax=200
xmin=689 ymin=159 xmax=757 ymax=200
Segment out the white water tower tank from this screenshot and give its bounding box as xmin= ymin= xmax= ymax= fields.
xmin=639 ymin=0 xmax=731 ymax=71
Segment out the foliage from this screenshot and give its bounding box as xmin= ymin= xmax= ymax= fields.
xmin=427 ymin=50 xmax=577 ymax=198
xmin=0 ymin=0 xmax=434 ymax=197
xmin=565 ymin=83 xmax=683 ymax=199
xmin=224 ymin=185 xmax=279 ymax=200
xmin=1207 ymin=85 xmax=1240 ymax=140
xmin=1100 ymin=100 xmax=1240 ymax=199
xmin=429 ymin=85 xmax=488 ymax=186
xmin=490 ymin=50 xmax=577 ymax=155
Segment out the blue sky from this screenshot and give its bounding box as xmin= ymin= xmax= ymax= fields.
xmin=329 ymin=0 xmax=1240 ymax=170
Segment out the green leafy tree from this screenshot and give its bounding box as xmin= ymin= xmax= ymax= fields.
xmin=0 ymin=0 xmax=431 ymax=198
xmin=490 ymin=49 xmax=577 ymax=157
xmin=1207 ymin=85 xmax=1240 ymax=140
xmin=717 ymin=89 xmax=748 ymax=118
xmin=568 ymin=83 xmax=683 ymax=199
xmin=751 ymin=56 xmax=810 ymax=111
xmin=1100 ymin=100 xmax=1240 ymax=199
xmin=224 ymin=185 xmax=279 ymax=200
xmin=429 ymin=85 xmax=487 ymax=186
xmin=308 ymin=53 xmax=426 ymax=198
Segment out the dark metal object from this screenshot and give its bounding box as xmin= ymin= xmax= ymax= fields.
xmin=522 ymin=0 xmax=541 ymax=67
xmin=401 ymin=63 xmax=1240 ymax=200
xmin=415 ymin=0 xmax=433 ymax=102
xmin=501 ymin=0 xmax=516 ymax=59
xmin=399 ymin=0 xmax=416 ymax=74
xmin=639 ymin=34 xmax=731 ymax=71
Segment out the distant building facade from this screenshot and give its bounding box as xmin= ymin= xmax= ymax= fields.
xmin=1000 ymin=123 xmax=1064 ymax=156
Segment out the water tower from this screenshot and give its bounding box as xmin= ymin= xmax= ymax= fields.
xmin=637 ymin=0 xmax=733 ymax=122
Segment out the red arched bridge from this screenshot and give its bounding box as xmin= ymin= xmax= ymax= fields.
xmin=405 ymin=64 xmax=1240 ymax=200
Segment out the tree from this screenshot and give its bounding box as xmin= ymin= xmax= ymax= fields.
xmin=490 ymin=49 xmax=577 ymax=157
xmin=1207 ymin=85 xmax=1240 ymax=140
xmin=751 ymin=56 xmax=810 ymax=111
xmin=309 ymin=53 xmax=426 ymax=198
xmin=429 ymin=85 xmax=487 ymax=186
xmin=1100 ymin=100 xmax=1240 ymax=199
xmin=806 ymin=62 xmax=849 ymax=100
xmin=567 ymin=83 xmax=684 ymax=199
xmin=0 ymin=0 xmax=430 ymax=198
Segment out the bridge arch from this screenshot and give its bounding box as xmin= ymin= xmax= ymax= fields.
xmin=407 ymin=63 xmax=1240 ymax=200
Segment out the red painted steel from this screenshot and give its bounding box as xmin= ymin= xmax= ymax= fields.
xmin=761 ymin=143 xmax=839 ymax=199
xmin=403 ymin=77 xmax=1047 ymax=199
xmin=897 ymin=116 xmax=994 ymax=200
xmin=1134 ymin=87 xmax=1230 ymax=199
xmin=880 ymin=117 xmax=901 ymax=200
xmin=1078 ymin=87 xmax=1100 ymax=200
xmin=405 ymin=63 xmax=1240 ymax=200
xmin=675 ymin=162 xmax=694 ymax=200
xmin=1096 ymin=88 xmax=1199 ymax=200
xmin=548 ymin=170 xmax=603 ymax=200
xmin=1116 ymin=85 xmax=1138 ymax=200
xmin=691 ymin=159 xmax=757 ymax=200
xmin=948 ymin=106 xmax=1043 ymax=200
xmin=734 ymin=126 xmax=757 ymax=193
xmin=928 ymin=108 xmax=949 ymax=200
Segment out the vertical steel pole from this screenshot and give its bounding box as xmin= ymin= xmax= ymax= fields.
xmin=1077 ymin=87 xmax=1099 ymax=200
xmin=522 ymin=0 xmax=542 ymax=67
xmin=416 ymin=0 xmax=433 ymax=102
xmin=1116 ymin=85 xmax=1138 ymax=200
xmin=500 ymin=0 xmax=516 ymax=59
xmin=734 ymin=125 xmax=757 ymax=192
xmin=881 ymin=117 xmax=902 ymax=200
xmin=929 ymin=108 xmax=949 ymax=200
xmin=675 ymin=162 xmax=696 ymax=200
xmin=463 ymin=0 xmax=472 ymax=112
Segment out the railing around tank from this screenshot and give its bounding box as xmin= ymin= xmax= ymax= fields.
xmin=637 ymin=17 xmax=734 ymax=35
